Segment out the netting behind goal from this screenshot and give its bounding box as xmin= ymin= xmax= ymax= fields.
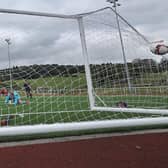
xmin=83 ymin=8 xmax=168 ymax=113
xmin=0 ymin=7 xmax=168 ymax=135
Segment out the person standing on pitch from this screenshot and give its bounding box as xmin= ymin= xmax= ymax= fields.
xmin=23 ymin=81 xmax=32 ymax=98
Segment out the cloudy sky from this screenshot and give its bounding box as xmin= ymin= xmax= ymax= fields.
xmin=0 ymin=0 xmax=167 ymax=68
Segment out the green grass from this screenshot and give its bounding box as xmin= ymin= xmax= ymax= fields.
xmin=0 ymin=94 xmax=167 ymax=127
xmin=14 ymin=74 xmax=87 ymax=90
xmin=0 ymin=84 xmax=168 ymax=141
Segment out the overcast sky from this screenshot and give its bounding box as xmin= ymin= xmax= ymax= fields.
xmin=0 ymin=0 xmax=167 ymax=68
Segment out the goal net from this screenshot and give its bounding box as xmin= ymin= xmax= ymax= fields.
xmin=0 ymin=7 xmax=168 ymax=136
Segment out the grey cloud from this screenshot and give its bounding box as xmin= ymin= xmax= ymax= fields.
xmin=0 ymin=0 xmax=167 ymax=69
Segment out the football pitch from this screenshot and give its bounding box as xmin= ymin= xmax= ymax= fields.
xmin=0 ymin=94 xmax=167 ymax=127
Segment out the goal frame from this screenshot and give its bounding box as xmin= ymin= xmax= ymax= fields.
xmin=0 ymin=7 xmax=168 ymax=137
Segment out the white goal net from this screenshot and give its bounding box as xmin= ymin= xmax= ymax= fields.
xmin=0 ymin=7 xmax=168 ymax=136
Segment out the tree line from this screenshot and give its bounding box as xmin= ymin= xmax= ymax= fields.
xmin=0 ymin=58 xmax=167 ymax=87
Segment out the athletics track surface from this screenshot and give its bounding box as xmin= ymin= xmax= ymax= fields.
xmin=0 ymin=131 xmax=168 ymax=168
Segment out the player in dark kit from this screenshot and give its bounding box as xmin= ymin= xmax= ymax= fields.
xmin=24 ymin=82 xmax=32 ymax=98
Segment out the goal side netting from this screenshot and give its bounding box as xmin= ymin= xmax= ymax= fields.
xmin=0 ymin=7 xmax=168 ymax=136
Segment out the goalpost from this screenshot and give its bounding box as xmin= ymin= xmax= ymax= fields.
xmin=0 ymin=7 xmax=168 ymax=137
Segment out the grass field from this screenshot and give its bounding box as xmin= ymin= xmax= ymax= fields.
xmin=0 ymin=93 xmax=167 ymax=127
xmin=0 ymin=70 xmax=168 ymax=127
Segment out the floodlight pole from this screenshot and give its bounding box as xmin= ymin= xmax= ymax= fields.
xmin=5 ymin=38 xmax=13 ymax=92
xmin=107 ymin=0 xmax=132 ymax=92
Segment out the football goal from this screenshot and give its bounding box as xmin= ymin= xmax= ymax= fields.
xmin=0 ymin=7 xmax=168 ymax=137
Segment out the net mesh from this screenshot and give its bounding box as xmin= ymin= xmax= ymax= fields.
xmin=0 ymin=8 xmax=167 ymax=127
xmin=84 ymin=9 xmax=168 ymax=111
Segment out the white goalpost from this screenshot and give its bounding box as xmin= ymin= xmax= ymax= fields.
xmin=0 ymin=7 xmax=168 ymax=137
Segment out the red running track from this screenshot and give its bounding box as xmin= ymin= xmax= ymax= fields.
xmin=0 ymin=132 xmax=168 ymax=168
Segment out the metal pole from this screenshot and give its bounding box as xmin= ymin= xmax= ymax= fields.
xmin=77 ymin=17 xmax=95 ymax=109
xmin=107 ymin=0 xmax=132 ymax=91
xmin=5 ymin=39 xmax=12 ymax=91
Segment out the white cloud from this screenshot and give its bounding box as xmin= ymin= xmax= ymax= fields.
xmin=0 ymin=0 xmax=167 ymax=69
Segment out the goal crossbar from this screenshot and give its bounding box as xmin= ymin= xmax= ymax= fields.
xmin=0 ymin=117 xmax=168 ymax=137
xmin=0 ymin=7 xmax=111 ymax=19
